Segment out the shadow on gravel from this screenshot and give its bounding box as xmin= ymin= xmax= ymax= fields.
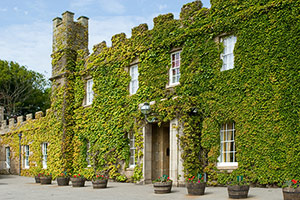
xmin=0 ymin=183 xmax=8 ymax=185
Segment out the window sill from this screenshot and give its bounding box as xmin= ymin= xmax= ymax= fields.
xmin=217 ymin=162 xmax=238 ymax=170
xmin=166 ymin=83 xmax=180 ymax=89
xmin=83 ymin=104 xmax=92 ymax=108
xmin=126 ymin=166 xmax=136 ymax=171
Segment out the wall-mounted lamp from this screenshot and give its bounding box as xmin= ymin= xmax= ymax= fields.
xmin=141 ymin=102 xmax=157 ymax=123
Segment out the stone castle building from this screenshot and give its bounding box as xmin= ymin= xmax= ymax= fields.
xmin=1 ymin=0 xmax=299 ymax=186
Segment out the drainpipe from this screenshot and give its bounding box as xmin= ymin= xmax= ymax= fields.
xmin=18 ymin=133 xmax=22 ymax=176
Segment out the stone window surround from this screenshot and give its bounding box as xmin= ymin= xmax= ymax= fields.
xmin=215 ymin=33 xmax=237 ymax=72
xmin=217 ymin=122 xmax=238 ymax=170
xmin=126 ymin=58 xmax=139 ymax=96
xmin=42 ymin=142 xmax=48 ymax=169
xmin=82 ymin=75 xmax=93 ymax=107
xmin=24 ymin=145 xmax=30 ymax=169
xmin=166 ymin=47 xmax=182 ymax=89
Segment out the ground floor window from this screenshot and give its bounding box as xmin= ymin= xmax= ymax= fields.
xmin=129 ymin=133 xmax=136 ymax=167
xmin=5 ymin=147 xmax=10 ymax=169
xmin=218 ymin=122 xmax=237 ymax=167
xmin=24 ymin=145 xmax=30 ymax=168
xmin=42 ymin=143 xmax=48 ymax=169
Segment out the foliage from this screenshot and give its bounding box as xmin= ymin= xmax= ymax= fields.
xmin=283 ymin=180 xmax=300 ymax=189
xmin=153 ymin=175 xmax=172 ymax=183
xmin=93 ymin=172 xmax=109 ymax=180
xmin=187 ymin=174 xmax=205 ymax=183
xmin=1 ymin=0 xmax=300 ymax=187
xmin=0 ymin=60 xmax=50 ymax=118
xmin=72 ymin=174 xmax=84 ymax=178
xmin=57 ymin=172 xmax=69 ymax=178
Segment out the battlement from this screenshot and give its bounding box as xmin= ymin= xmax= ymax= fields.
xmin=0 ymin=106 xmax=48 ymax=135
xmin=52 ymin=11 xmax=89 ymax=53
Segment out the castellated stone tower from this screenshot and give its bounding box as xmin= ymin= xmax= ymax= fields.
xmin=50 ymin=11 xmax=89 ymax=171
xmin=51 ymin=11 xmax=89 ymax=79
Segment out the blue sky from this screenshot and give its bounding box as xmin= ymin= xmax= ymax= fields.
xmin=0 ymin=0 xmax=210 ymax=78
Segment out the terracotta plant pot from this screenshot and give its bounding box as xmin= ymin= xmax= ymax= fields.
xmin=283 ymin=187 xmax=300 ymax=200
xmin=227 ymin=185 xmax=250 ymax=199
xmin=40 ymin=176 xmax=52 ymax=185
xmin=153 ymin=181 xmax=172 ymax=194
xmin=187 ymin=182 xmax=206 ymax=195
xmin=70 ymin=177 xmax=85 ymax=187
xmin=35 ymin=176 xmax=40 ymax=183
xmin=92 ymin=179 xmax=108 ymax=189
xmin=57 ymin=177 xmax=70 ymax=186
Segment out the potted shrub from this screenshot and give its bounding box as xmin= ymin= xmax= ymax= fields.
xmin=227 ymin=176 xmax=250 ymax=199
xmin=32 ymin=167 xmax=43 ymax=183
xmin=39 ymin=172 xmax=52 ymax=185
xmin=70 ymin=174 xmax=85 ymax=187
xmin=186 ymin=173 xmax=206 ymax=195
xmin=153 ymin=175 xmax=172 ymax=194
xmin=92 ymin=172 xmax=109 ymax=189
xmin=282 ymin=179 xmax=300 ymax=200
xmin=34 ymin=173 xmax=43 ymax=183
xmin=56 ymin=172 xmax=70 ymax=186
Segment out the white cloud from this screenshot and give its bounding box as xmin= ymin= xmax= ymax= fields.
xmin=0 ymin=22 xmax=52 ymax=78
xmin=158 ymin=4 xmax=167 ymax=11
xmin=0 ymin=8 xmax=7 ymax=12
xmin=13 ymin=7 xmax=19 ymax=12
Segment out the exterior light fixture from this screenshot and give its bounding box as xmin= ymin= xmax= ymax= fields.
xmin=141 ymin=102 xmax=157 ymax=123
xmin=18 ymin=133 xmax=22 ymax=176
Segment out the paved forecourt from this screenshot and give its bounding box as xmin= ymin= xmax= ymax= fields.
xmin=0 ymin=175 xmax=283 ymax=200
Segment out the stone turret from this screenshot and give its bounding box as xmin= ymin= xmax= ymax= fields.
xmin=51 ymin=11 xmax=89 ymax=78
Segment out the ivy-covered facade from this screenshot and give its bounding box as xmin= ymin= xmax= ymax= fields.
xmin=0 ymin=0 xmax=299 ymax=186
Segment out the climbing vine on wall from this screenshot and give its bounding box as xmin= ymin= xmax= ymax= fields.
xmin=1 ymin=0 xmax=299 ymax=186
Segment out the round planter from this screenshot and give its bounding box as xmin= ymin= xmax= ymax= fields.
xmin=153 ymin=181 xmax=172 ymax=194
xmin=92 ymin=179 xmax=108 ymax=189
xmin=283 ymin=187 xmax=300 ymax=200
xmin=57 ymin=177 xmax=70 ymax=186
xmin=70 ymin=177 xmax=85 ymax=187
xmin=227 ymin=185 xmax=250 ymax=199
xmin=187 ymin=182 xmax=206 ymax=195
xmin=40 ymin=176 xmax=52 ymax=185
xmin=35 ymin=176 xmax=40 ymax=183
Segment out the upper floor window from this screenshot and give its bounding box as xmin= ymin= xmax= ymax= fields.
xmin=218 ymin=122 xmax=237 ymax=167
xmin=24 ymin=145 xmax=30 ymax=169
xmin=42 ymin=143 xmax=48 ymax=169
xmin=86 ymin=79 xmax=94 ymax=105
xmin=129 ymin=65 xmax=139 ymax=95
xmin=5 ymin=147 xmax=10 ymax=169
xmin=129 ymin=133 xmax=136 ymax=168
xmin=220 ymin=35 xmax=237 ymax=71
xmin=170 ymin=51 xmax=181 ymax=85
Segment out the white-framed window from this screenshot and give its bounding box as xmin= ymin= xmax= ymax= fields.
xmin=169 ymin=51 xmax=181 ymax=85
xmin=42 ymin=143 xmax=48 ymax=169
xmin=86 ymin=141 xmax=91 ymax=167
xmin=86 ymin=79 xmax=94 ymax=105
xmin=220 ymin=35 xmax=237 ymax=71
xmin=129 ymin=133 xmax=136 ymax=167
xmin=129 ymin=65 xmax=139 ymax=95
xmin=24 ymin=145 xmax=30 ymax=169
xmin=5 ymin=147 xmax=10 ymax=169
xmin=218 ymin=122 xmax=237 ymax=167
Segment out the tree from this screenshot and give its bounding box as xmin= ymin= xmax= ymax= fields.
xmin=0 ymin=60 xmax=50 ymax=119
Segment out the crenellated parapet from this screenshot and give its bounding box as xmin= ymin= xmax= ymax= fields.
xmin=0 ymin=108 xmax=46 ymax=135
